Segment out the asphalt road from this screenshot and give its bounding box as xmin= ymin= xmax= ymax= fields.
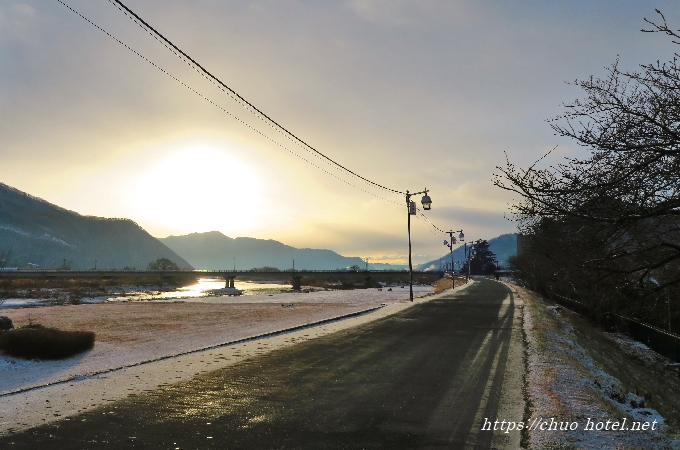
xmin=0 ymin=280 xmax=524 ymax=449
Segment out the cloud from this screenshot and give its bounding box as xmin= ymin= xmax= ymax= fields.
xmin=419 ymin=205 xmax=516 ymax=240
xmin=346 ymin=0 xmax=470 ymax=27
xmin=2 ymin=0 xmax=679 ymax=262
xmin=0 ymin=3 xmax=37 ymax=45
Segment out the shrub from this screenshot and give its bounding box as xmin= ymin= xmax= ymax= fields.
xmin=147 ymin=258 xmax=180 ymax=271
xmin=0 ymin=316 xmax=13 ymax=331
xmin=0 ymin=327 xmax=95 ymax=360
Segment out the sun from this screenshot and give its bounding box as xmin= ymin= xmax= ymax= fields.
xmin=131 ymin=145 xmax=265 ymax=234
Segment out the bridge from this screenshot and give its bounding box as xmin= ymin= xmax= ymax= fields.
xmin=0 ymin=269 xmax=446 ymax=290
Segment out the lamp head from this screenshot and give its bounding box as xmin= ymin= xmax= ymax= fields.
xmin=420 ymin=189 xmax=432 ymax=210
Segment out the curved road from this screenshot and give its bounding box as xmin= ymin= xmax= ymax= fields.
xmin=0 ymin=280 xmax=525 ymax=449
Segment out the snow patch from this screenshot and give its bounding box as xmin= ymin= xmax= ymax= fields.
xmin=0 ymin=225 xmax=73 ymax=247
xmin=40 ymin=232 xmax=73 ymax=247
xmin=0 ymin=355 xmax=35 ymax=371
xmin=0 ymin=225 xmax=30 ymax=237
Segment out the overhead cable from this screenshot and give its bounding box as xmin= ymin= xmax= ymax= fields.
xmin=107 ymin=0 xmax=405 ymax=195
xmin=55 ymin=0 xmax=402 ymax=206
xmin=57 ymin=1 xmax=452 ymax=233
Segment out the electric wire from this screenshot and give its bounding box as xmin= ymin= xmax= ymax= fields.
xmin=57 ymin=0 xmax=452 ymax=233
xmin=106 ymin=0 xmax=349 ymax=184
xmin=55 ymin=0 xmax=402 ymax=207
xmin=418 ymin=211 xmax=448 ymax=234
xmin=107 ymin=0 xmax=405 ymax=196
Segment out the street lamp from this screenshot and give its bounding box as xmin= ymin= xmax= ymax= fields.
xmin=405 ymin=188 xmax=432 ymax=302
xmin=443 ymin=230 xmax=464 ymax=290
xmin=463 ymin=241 xmax=476 ymax=282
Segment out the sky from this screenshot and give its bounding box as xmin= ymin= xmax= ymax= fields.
xmin=1 ymin=0 xmax=679 ymax=265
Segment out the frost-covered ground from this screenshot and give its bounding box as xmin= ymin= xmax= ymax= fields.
xmin=516 ymin=284 xmax=680 ymax=449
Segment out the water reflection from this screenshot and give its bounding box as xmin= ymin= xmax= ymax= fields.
xmin=111 ymin=278 xmax=294 ymax=302
xmin=0 ymin=278 xmax=295 ymax=308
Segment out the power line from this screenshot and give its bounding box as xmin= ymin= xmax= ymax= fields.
xmin=57 ymin=0 xmax=452 ymax=232
xmin=107 ymin=0 xmax=405 ymax=196
xmin=106 ymin=0 xmax=347 ymax=182
xmin=418 ymin=211 xmax=448 ymax=234
xmin=55 ymin=0 xmax=402 ymax=206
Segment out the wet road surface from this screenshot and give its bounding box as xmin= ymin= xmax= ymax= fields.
xmin=0 ymin=280 xmax=523 ymax=449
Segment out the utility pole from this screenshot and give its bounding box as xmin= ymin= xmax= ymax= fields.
xmin=405 ymin=189 xmax=432 ymax=301
xmin=463 ymin=243 xmax=473 ymax=283
xmin=466 ymin=243 xmax=474 ymax=282
xmin=444 ymin=230 xmax=464 ymax=290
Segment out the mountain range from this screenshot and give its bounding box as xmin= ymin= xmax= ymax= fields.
xmin=0 ymin=182 xmax=191 ymax=270
xmin=416 ymin=233 xmax=517 ymax=271
xmin=0 ymin=182 xmax=516 ymax=272
xmin=159 ymin=231 xmax=406 ymax=271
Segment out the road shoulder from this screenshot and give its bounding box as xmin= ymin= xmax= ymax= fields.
xmin=489 ymin=282 xmax=525 ymax=449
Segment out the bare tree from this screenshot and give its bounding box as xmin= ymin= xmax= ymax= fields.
xmin=495 ymin=11 xmax=680 ymax=328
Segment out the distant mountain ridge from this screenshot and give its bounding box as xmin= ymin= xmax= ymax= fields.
xmin=416 ymin=233 xmax=517 ymax=271
xmin=0 ymin=182 xmax=513 ymax=272
xmin=0 ymin=182 xmax=192 ymax=269
xmin=160 ymin=231 xmax=407 ymax=271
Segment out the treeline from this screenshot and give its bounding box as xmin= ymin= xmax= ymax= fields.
xmin=495 ymin=11 xmax=679 ymax=332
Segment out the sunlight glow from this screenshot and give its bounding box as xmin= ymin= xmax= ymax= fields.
xmin=131 ymin=146 xmax=265 ymax=234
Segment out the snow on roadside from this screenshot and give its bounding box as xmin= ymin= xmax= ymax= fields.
xmin=0 ymin=356 xmax=33 ymax=372
xmin=520 ymin=286 xmax=680 ymax=449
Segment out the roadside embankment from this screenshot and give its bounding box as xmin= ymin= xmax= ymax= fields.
xmin=513 ymin=283 xmax=680 ymax=449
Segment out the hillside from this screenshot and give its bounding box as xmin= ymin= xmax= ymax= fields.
xmin=0 ymin=182 xmax=192 ymax=270
xmin=416 ymin=233 xmax=517 ymax=271
xmin=160 ymin=231 xmax=406 ymax=271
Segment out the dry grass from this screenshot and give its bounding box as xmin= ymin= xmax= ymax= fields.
xmin=517 ymin=282 xmax=680 ymax=447
xmin=432 ymin=276 xmax=466 ymax=293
